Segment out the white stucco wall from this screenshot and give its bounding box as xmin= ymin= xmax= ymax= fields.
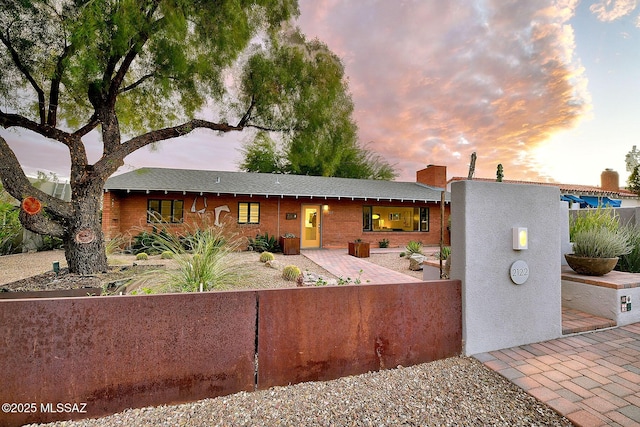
xmin=562 ymin=280 xmax=640 ymax=326
xmin=451 ymin=181 xmax=563 ymax=355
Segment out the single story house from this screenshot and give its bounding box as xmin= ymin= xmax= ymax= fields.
xmin=102 ymin=165 xmax=451 ymax=250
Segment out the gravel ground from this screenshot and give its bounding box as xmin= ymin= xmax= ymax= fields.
xmin=0 ymin=249 xmax=423 ymax=292
xmin=29 ymin=357 xmax=572 ymax=427
xmin=5 ymin=250 xmax=572 ymax=426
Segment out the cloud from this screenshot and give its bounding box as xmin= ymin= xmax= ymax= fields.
xmin=297 ymin=0 xmax=592 ymax=181
xmin=590 ymin=0 xmax=637 ymax=22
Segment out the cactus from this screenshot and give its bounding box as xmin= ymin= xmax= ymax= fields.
xmin=161 ymin=251 xmax=173 ymax=259
xmin=260 ymin=251 xmax=275 ymax=263
xmin=282 ymin=265 xmax=301 ymax=281
xmin=136 ymin=252 xmax=149 ymax=260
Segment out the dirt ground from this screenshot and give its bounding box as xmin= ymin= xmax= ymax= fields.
xmin=0 ymin=249 xmax=424 ymax=294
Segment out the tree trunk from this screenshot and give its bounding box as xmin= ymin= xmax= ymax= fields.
xmin=64 ymin=181 xmax=108 ymax=275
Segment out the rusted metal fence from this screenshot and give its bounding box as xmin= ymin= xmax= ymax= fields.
xmin=0 ymin=280 xmax=461 ymax=426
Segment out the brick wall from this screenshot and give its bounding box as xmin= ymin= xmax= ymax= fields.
xmin=102 ymin=191 xmax=450 ymax=248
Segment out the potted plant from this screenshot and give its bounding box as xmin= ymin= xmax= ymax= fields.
xmin=348 ymin=238 xmax=370 ymax=258
xmin=279 ymin=233 xmax=300 ymax=255
xmin=565 ymin=228 xmax=632 ymax=276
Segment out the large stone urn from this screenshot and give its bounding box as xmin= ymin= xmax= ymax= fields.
xmin=564 ymin=253 xmax=619 ymax=276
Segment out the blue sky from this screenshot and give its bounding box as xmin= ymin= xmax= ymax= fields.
xmin=1 ymin=0 xmax=639 ymax=186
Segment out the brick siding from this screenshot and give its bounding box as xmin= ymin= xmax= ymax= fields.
xmin=102 ymin=191 xmax=450 ymax=248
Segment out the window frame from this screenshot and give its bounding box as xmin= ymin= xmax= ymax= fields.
xmin=147 ymin=199 xmax=184 ymax=224
xmin=238 ymin=202 xmax=260 ymax=224
xmin=362 ymin=205 xmax=429 ymax=232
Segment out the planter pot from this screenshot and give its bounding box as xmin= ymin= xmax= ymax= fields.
xmin=564 ymin=253 xmax=619 ymax=276
xmin=348 ymin=242 xmax=370 ymax=258
xmin=279 ymin=237 xmax=300 ymax=255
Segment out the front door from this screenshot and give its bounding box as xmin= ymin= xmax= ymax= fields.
xmin=301 ymin=205 xmax=321 ymax=248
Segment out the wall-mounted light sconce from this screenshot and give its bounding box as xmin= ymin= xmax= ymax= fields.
xmin=513 ymin=227 xmax=528 ymax=250
xmin=372 ymin=213 xmax=380 ymax=220
xmin=323 ymin=205 xmax=329 ymax=212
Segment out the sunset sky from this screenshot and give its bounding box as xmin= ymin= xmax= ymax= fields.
xmin=1 ymin=0 xmax=639 ymax=186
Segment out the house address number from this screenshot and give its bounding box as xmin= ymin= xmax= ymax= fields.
xmin=510 ymin=260 xmax=529 ymax=285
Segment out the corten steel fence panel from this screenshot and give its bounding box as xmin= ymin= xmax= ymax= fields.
xmin=0 ymin=291 xmax=257 ymax=427
xmin=256 ymin=280 xmax=462 ymax=389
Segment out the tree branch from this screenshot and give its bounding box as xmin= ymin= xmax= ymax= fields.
xmin=119 ymin=73 xmax=156 ymax=93
xmin=0 ymin=110 xmax=72 ymax=143
xmin=107 ymin=4 xmax=161 ymax=106
xmin=0 ymin=136 xmax=73 ymax=220
xmin=237 ymin=94 xmax=256 ymax=127
xmin=0 ymin=27 xmax=46 ymax=125
xmin=47 ymin=43 xmax=76 ymax=127
xmin=73 ymin=113 xmax=100 ymax=138
xmin=19 ymin=210 xmax=65 ymax=238
xmin=94 ymin=119 xmax=243 ymax=178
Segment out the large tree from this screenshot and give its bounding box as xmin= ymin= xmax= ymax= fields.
xmin=239 ymin=131 xmax=397 ymax=180
xmin=239 ymin=37 xmax=396 ymax=180
xmin=0 ymin=0 xmax=356 ymax=274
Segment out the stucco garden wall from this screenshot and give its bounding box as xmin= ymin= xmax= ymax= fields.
xmin=451 ymin=180 xmax=563 ymax=355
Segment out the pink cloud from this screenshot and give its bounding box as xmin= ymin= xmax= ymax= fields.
xmin=297 ymin=0 xmax=591 ymax=181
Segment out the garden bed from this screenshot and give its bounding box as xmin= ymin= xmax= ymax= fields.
xmin=561 ymin=266 xmax=640 ymax=327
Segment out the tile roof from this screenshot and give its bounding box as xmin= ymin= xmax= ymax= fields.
xmin=448 ymin=177 xmax=637 ymax=198
xmin=105 ymin=168 xmax=449 ymax=203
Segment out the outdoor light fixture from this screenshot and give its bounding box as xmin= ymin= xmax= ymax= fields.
xmin=53 ymin=261 xmax=60 ymax=275
xmin=513 ymin=227 xmax=528 ymax=250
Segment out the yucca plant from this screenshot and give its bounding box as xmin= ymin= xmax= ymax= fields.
xmin=131 ymin=223 xmax=243 ymax=293
xmin=571 ymin=228 xmax=632 ymax=259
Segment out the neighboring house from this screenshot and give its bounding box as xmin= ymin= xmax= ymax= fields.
xmin=448 ymin=168 xmax=639 ymax=209
xmin=20 ymin=178 xmax=71 ymax=252
xmin=102 ymin=165 xmax=451 ymax=249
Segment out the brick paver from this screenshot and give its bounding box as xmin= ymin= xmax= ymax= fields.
xmin=303 ymin=249 xmax=640 ymax=426
xmin=302 ymin=248 xmax=422 ymax=284
xmin=476 ymin=324 xmax=640 ymax=426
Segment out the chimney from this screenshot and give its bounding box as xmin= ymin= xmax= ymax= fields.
xmin=601 ymin=168 xmax=619 ymax=192
xmin=416 ymin=165 xmax=447 ymax=189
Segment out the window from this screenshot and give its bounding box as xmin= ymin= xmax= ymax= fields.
xmin=238 ymin=202 xmax=260 ymax=224
xmin=147 ymin=199 xmax=184 ymax=223
xmin=363 ymin=206 xmax=429 ymax=232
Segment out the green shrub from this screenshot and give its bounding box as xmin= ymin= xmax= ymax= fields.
xmin=570 ymin=207 xmax=620 ymax=241
xmin=105 ymin=235 xmax=127 ymax=255
xmin=378 ymin=238 xmax=389 ymax=248
xmin=260 ymin=251 xmax=275 ymax=262
xmin=142 ymin=225 xmax=242 ymax=292
xmin=130 ymin=229 xmax=171 ymax=255
xmin=436 ymin=246 xmax=451 ymax=260
xmin=399 ymin=252 xmax=406 ymax=258
xmin=282 ymin=265 xmax=301 ymax=281
xmin=248 ymin=232 xmax=280 ymax=253
xmin=617 ymin=224 xmax=640 ymax=272
xmin=572 ymin=229 xmax=632 ymax=258
xmin=136 ymin=252 xmax=149 ymax=260
xmin=405 ymin=240 xmax=423 ymax=255
xmin=161 ymin=251 xmax=174 ymax=259
xmin=0 ymin=202 xmax=21 ymax=255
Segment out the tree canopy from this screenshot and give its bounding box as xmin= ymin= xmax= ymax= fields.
xmin=0 ymin=0 xmax=369 ymax=273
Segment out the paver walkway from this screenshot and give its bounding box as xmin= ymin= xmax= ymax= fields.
xmin=303 ymin=248 xmax=640 ymax=426
xmin=475 ymin=323 xmax=640 ymax=427
xmin=302 ymin=249 xmax=422 ymax=284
